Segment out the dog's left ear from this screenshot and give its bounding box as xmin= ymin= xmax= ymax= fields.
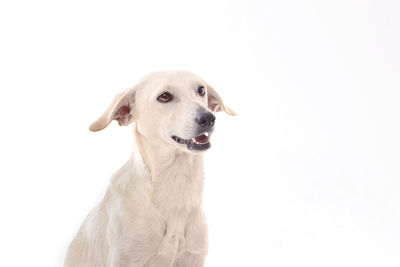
xmin=206 ymin=84 xmax=236 ymax=116
xmin=89 ymin=87 xmax=136 ymax=132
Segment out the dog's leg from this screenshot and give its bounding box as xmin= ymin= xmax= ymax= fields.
xmin=173 ymin=210 xmax=208 ymax=267
xmin=173 ymin=252 xmax=206 ymax=267
xmin=144 ymin=234 xmax=179 ymax=267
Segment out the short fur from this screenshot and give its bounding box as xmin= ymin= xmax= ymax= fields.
xmin=65 ymin=71 xmax=235 ymax=267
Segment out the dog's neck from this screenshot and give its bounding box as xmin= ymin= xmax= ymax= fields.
xmin=120 ymin=127 xmax=205 ymax=212
xmin=133 ymin=127 xmax=202 ymax=175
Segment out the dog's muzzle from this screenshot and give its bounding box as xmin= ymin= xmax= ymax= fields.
xmin=172 ymin=131 xmax=212 ymax=151
xmin=172 ymin=110 xmax=215 ymax=151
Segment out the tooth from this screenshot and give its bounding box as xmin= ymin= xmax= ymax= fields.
xmin=204 ymin=132 xmax=209 ymax=137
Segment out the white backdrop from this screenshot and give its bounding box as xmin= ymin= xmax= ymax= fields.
xmin=0 ymin=0 xmax=399 ymax=266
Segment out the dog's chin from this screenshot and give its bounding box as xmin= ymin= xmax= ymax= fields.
xmin=171 ymin=132 xmax=211 ymax=152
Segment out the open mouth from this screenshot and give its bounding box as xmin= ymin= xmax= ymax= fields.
xmin=171 ymin=132 xmax=211 ymax=151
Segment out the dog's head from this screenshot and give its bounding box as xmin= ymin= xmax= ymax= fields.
xmin=89 ymin=71 xmax=235 ymax=152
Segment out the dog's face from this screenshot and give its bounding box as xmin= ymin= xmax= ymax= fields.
xmin=134 ymin=72 xmax=218 ymax=152
xmin=89 ymin=71 xmax=235 ymax=153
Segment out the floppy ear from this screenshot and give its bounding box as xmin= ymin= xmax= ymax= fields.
xmin=206 ymin=84 xmax=236 ymax=115
xmin=89 ymin=88 xmax=136 ymax=132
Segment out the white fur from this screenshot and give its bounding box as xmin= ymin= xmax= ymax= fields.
xmin=64 ymin=71 xmax=235 ymax=267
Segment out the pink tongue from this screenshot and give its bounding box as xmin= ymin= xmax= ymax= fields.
xmin=195 ymin=134 xmax=209 ymax=143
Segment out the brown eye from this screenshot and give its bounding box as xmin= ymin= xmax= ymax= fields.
xmin=198 ymin=86 xmax=206 ymax=96
xmin=157 ymin=92 xmax=173 ymax=103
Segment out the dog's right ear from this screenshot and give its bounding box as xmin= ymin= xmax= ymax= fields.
xmin=89 ymin=88 xmax=136 ymax=132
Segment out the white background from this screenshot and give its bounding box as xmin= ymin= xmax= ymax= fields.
xmin=0 ymin=0 xmax=399 ymax=266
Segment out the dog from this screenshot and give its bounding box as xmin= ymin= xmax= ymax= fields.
xmin=64 ymin=71 xmax=235 ymax=267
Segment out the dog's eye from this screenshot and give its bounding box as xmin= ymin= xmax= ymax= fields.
xmin=157 ymin=92 xmax=173 ymax=103
xmin=198 ymin=86 xmax=206 ymax=97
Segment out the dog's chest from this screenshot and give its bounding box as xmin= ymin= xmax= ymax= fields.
xmin=154 ymin=167 xmax=202 ymax=212
xmin=151 ymin=156 xmax=204 ymax=232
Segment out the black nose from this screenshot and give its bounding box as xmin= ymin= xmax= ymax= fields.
xmin=195 ymin=112 xmax=216 ymax=128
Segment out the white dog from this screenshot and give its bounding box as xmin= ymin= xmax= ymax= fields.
xmin=64 ymin=71 xmax=235 ymax=267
